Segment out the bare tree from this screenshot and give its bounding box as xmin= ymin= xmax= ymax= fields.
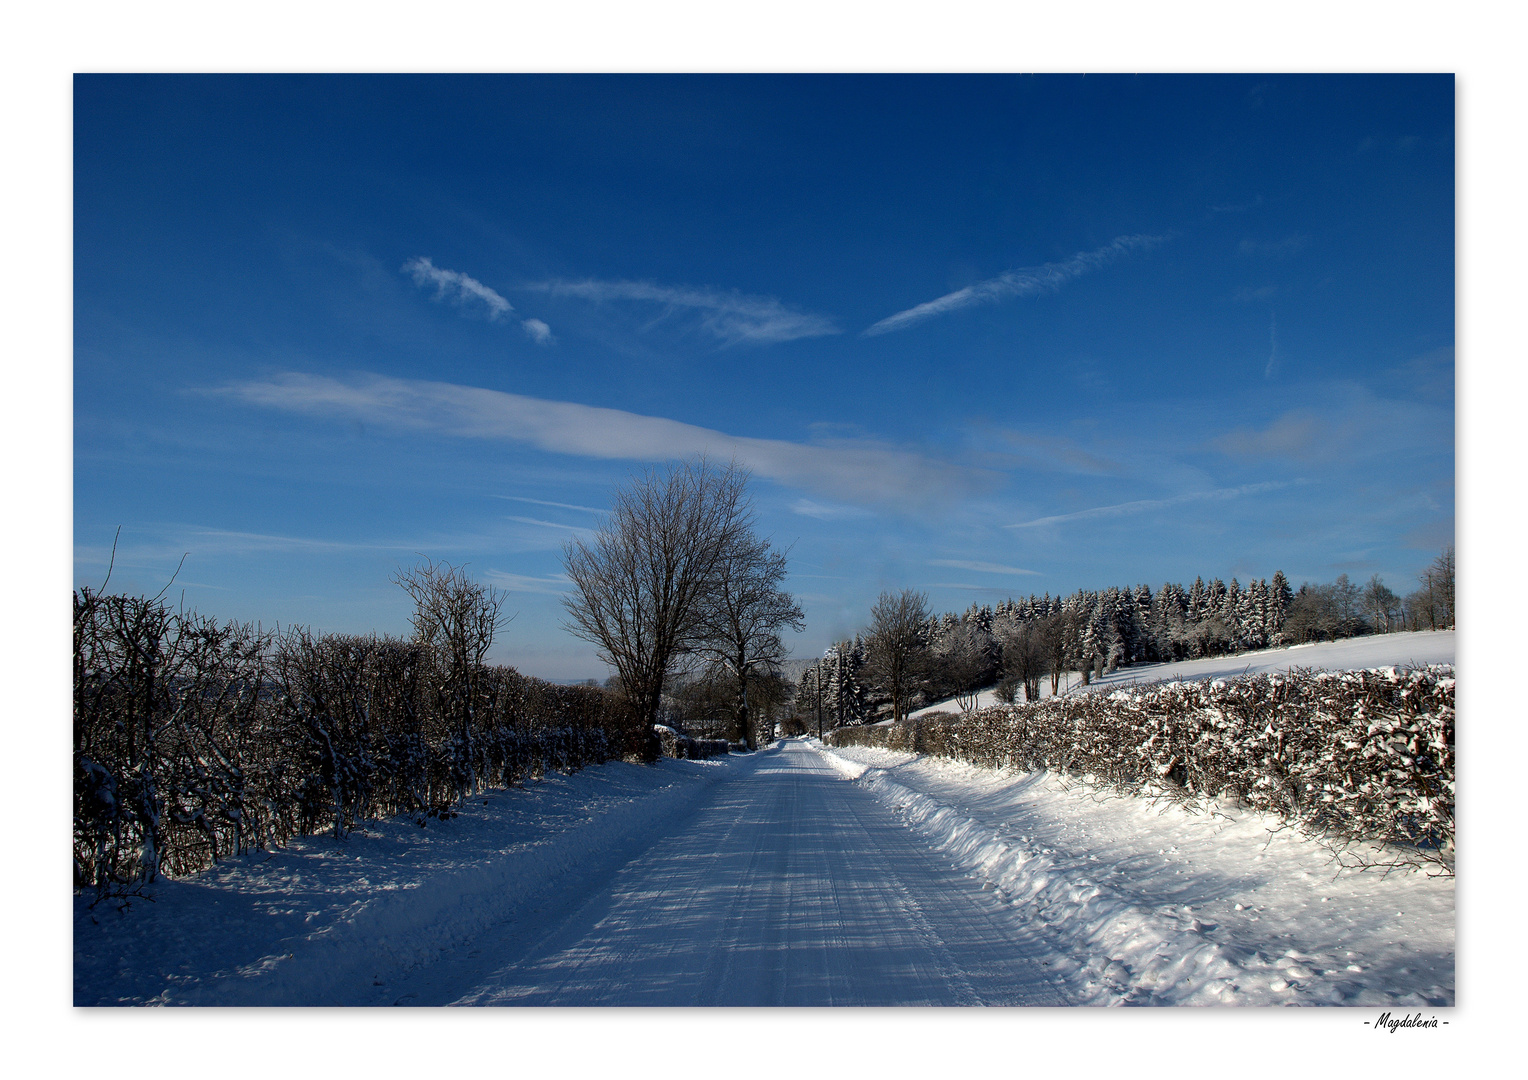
xmin=1331 ymin=573 xmax=1363 ymax=638
xmin=1421 ymin=545 xmax=1456 ymax=629
xmin=561 ymin=458 xmax=752 ymax=760
xmin=1362 ymin=574 xmax=1401 ymax=633
xmin=1040 ymin=610 xmax=1073 ymax=695
xmin=1001 ymin=622 xmax=1046 ymax=703
xmin=746 ymin=669 xmax=794 ymax=746
xmin=862 ymin=589 xmax=931 ymax=724
xmin=396 ymin=556 xmax=506 ymax=652
xmin=933 ymin=620 xmax=998 ymax=711
xmin=690 ymin=533 xmax=804 ymax=750
xmin=393 ymin=558 xmax=508 ymax=797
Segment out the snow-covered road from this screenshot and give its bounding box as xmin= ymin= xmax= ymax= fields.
xmin=76 ymin=637 xmax=1454 ymax=1008
xmin=376 ymin=739 xmax=1071 ymax=1006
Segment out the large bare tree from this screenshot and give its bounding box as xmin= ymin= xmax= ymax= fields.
xmin=690 ymin=533 xmax=804 ymax=750
xmin=863 ymin=589 xmax=931 ymax=724
xmin=561 ymin=458 xmax=752 ymax=760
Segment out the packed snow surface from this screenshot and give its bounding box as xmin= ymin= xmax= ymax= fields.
xmin=78 ymin=746 xmax=1069 ymax=1006
xmin=75 ymin=633 xmax=1454 ymax=1007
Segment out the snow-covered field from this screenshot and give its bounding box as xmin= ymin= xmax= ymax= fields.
xmin=911 ymin=629 xmax=1455 ymax=718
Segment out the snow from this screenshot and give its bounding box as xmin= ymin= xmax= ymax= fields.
xmin=78 ymin=745 xmax=1075 ymax=1006
xmin=78 ymin=741 xmax=1453 ymax=1008
xmin=811 ymin=741 xmax=1453 ymax=1006
xmin=383 ymin=742 xmax=1069 ymax=1006
xmin=910 ymin=629 xmax=1456 ymax=718
xmin=74 ymin=757 xmax=731 ymax=1005
xmin=74 ymin=631 xmax=1453 ymax=1009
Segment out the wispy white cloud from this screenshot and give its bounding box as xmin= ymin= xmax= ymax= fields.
xmin=1212 ymin=412 xmax=1324 ymax=459
xmin=403 ymin=256 xmax=513 ymax=320
xmin=403 ymin=258 xmax=558 ymax=343
xmin=482 ymin=570 xmax=575 ymax=596
xmin=525 ymin=278 xmax=839 ymax=345
xmin=928 ymin=559 xmax=1039 ymax=576
xmin=924 ymin=583 xmax=1016 ymax=593
xmin=985 ymin=427 xmax=1122 ymax=475
xmin=521 ymin=318 xmax=554 ymax=344
xmin=218 ymin=372 xmax=992 ymax=511
xmin=1006 ymin=481 xmax=1293 ymax=530
xmin=1211 ymin=386 xmax=1452 ymax=464
xmin=73 ymin=527 xmax=423 ymax=575
xmin=493 ymin=495 xmax=604 ymax=514
xmin=864 ymin=234 xmax=1166 ymax=336
xmin=505 ymin=515 xmax=595 ymax=535
xmin=177 ymin=527 xmax=418 ymax=554
xmin=790 ymin=499 xmax=872 ymax=521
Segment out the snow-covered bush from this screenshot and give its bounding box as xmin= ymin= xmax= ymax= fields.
xmin=829 ymin=666 xmax=1454 ymax=872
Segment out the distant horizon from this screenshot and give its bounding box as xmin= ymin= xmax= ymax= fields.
xmin=74 ymin=74 xmax=1454 ymax=682
xmin=76 ymin=535 xmax=1449 ymax=688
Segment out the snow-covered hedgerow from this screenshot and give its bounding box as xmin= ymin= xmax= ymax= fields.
xmin=828 ymin=666 xmax=1454 ymax=872
xmin=653 ymin=725 xmax=730 ymax=760
xmin=74 ymin=589 xmax=627 ymax=897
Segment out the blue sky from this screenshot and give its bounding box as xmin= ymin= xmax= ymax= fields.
xmin=73 ymin=74 xmax=1455 ymax=680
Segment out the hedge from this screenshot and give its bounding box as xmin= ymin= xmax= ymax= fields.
xmin=74 ymin=588 xmax=627 ymax=896
xmin=829 ymin=666 xmax=1454 ymax=872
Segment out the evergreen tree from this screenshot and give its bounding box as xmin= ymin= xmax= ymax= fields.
xmin=1245 ymin=578 xmax=1269 ymax=648
xmin=1269 ymin=571 xmax=1293 ymax=638
xmin=1187 ymin=576 xmax=1207 ymax=624
xmin=1131 ymin=584 xmax=1155 ymax=660
xmin=1207 ymin=577 xmax=1228 ymax=620
xmin=824 ymin=640 xmax=865 ymax=727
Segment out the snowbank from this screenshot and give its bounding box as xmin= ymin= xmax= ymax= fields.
xmin=811 ymin=741 xmax=1454 ymax=1007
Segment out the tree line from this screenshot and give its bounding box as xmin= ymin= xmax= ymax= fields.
xmin=792 ymin=546 xmax=1456 ymax=731
xmin=74 ymin=556 xmax=624 ymax=899
xmin=76 ymin=442 xmax=1453 ymax=893
xmin=555 ymin=452 xmax=1454 ymax=744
